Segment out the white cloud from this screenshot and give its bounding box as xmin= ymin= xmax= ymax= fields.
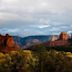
xmin=0 ymin=28 xmax=20 ymax=33
xmin=49 ymin=27 xmax=60 ymax=31
xmin=7 ymin=29 xmax=19 ymax=33
xmin=38 ymin=25 xmax=50 ymax=28
xmin=0 ymin=12 xmax=19 ymax=20
xmin=2 ymin=0 xmax=18 ymax=3
xmin=0 ymin=0 xmax=72 ymax=36
xmin=40 ymin=2 xmax=48 ymax=7
xmin=39 ymin=18 xmax=50 ymax=24
xmin=0 ymin=0 xmax=72 ymax=13
xmin=0 ymin=0 xmax=72 ymax=21
xmin=60 ymin=26 xmax=68 ymax=29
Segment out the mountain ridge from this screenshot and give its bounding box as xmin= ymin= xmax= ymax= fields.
xmin=13 ymin=35 xmax=55 ymax=47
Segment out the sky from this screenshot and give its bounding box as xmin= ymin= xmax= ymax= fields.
xmin=0 ymin=0 xmax=72 ymax=36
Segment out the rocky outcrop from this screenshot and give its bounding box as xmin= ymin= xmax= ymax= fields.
xmin=51 ymin=35 xmax=58 ymax=41
xmin=0 ymin=34 xmax=19 ymax=53
xmin=59 ymin=32 xmax=69 ymax=40
xmin=44 ymin=32 xmax=71 ymax=47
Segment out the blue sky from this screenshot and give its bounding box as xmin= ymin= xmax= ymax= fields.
xmin=0 ymin=0 xmax=72 ymax=36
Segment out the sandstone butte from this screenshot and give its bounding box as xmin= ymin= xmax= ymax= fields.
xmin=0 ymin=34 xmax=19 ymax=53
xmin=44 ymin=32 xmax=71 ymax=47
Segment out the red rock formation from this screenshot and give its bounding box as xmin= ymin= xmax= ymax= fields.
xmin=6 ymin=37 xmax=15 ymax=48
xmin=59 ymin=32 xmax=69 ymax=40
xmin=0 ymin=34 xmax=19 ymax=53
xmin=43 ymin=40 xmax=71 ymax=47
xmin=44 ymin=32 xmax=71 ymax=47
xmin=49 ymin=40 xmax=70 ymax=46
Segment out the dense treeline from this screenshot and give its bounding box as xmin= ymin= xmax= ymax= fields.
xmin=28 ymin=44 xmax=72 ymax=52
xmin=47 ymin=46 xmax=72 ymax=52
xmin=0 ymin=49 xmax=72 ymax=72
